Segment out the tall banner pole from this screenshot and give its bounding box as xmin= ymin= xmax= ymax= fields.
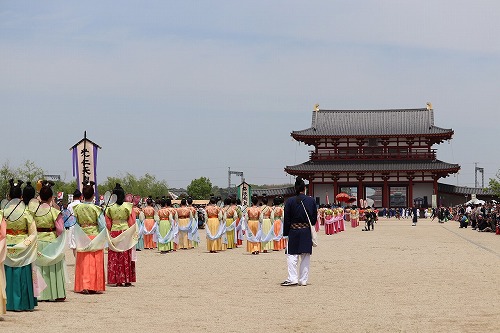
xmin=70 ymin=131 xmax=101 ymax=204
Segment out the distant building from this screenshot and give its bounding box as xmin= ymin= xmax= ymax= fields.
xmin=285 ymin=105 xmax=461 ymax=208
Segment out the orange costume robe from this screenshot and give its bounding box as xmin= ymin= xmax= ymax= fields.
xmin=272 ymin=205 xmax=286 ymax=250
xmin=142 ymin=205 xmax=156 ymax=249
xmin=222 ymin=205 xmax=237 ymax=250
xmin=205 ymin=205 xmax=222 ymax=252
xmin=246 ymin=205 xmax=261 ymax=253
xmin=176 ymin=206 xmax=192 ymax=249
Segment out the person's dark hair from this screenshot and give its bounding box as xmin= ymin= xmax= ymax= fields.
xmin=224 ymin=197 xmax=231 ymax=206
xmin=159 ymin=197 xmax=166 ymax=207
xmin=187 ymin=197 xmax=193 ymax=205
xmin=9 ymin=179 xmax=23 ymax=199
xmin=273 ymin=197 xmax=280 ymax=206
xmin=180 ymin=198 xmax=187 ymax=206
xmin=22 ymin=181 xmax=36 ymax=205
xmin=261 ymin=194 xmax=268 ymax=205
xmin=209 ymin=197 xmax=217 ymax=205
xmin=39 ymin=180 xmax=55 ymax=202
xmin=231 ymin=197 xmax=237 ymax=205
xmin=146 ymin=196 xmax=153 ymax=205
xmin=82 ymin=181 xmax=95 ymax=200
xmin=166 ymin=198 xmax=172 ymax=207
xmin=236 ymin=198 xmax=241 ymax=205
xmin=251 ymin=195 xmax=259 ymax=205
xmin=294 ymin=177 xmax=306 ymax=195
xmin=73 ymin=189 xmax=82 ymax=198
xmin=112 ymin=183 xmax=125 ymax=205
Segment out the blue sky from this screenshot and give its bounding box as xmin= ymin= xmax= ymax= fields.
xmin=1 ymin=1 xmax=499 ymax=189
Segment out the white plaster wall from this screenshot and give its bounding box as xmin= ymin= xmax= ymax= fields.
xmin=413 ymin=183 xmax=433 ymax=206
xmin=313 ymin=183 xmax=335 ymax=205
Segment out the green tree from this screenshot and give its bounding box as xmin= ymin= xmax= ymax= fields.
xmin=187 ymin=177 xmax=212 ymax=199
xmin=98 ymin=173 xmax=169 ymax=198
xmin=0 ymin=161 xmax=15 ymax=199
xmin=53 ymin=179 xmax=78 ymax=202
xmin=17 ymin=160 xmax=45 ymax=184
xmin=488 ymin=171 xmax=500 ymax=197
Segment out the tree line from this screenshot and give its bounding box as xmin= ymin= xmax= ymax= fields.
xmin=0 ymin=160 xmax=292 ymax=201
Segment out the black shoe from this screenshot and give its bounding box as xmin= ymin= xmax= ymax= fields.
xmin=280 ymin=280 xmax=298 ymax=286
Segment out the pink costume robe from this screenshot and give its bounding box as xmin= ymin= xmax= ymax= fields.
xmin=105 ymin=203 xmax=136 ymax=285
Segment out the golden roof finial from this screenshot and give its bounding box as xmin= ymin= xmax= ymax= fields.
xmin=426 ymin=102 xmax=433 ymax=110
xmin=314 ymin=103 xmax=320 ymax=111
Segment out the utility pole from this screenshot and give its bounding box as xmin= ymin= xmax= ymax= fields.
xmin=228 ymin=167 xmax=244 ymax=195
xmin=474 ymin=162 xmax=484 ymax=188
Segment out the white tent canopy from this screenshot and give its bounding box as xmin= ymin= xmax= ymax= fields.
xmin=465 ymin=198 xmax=485 ymax=205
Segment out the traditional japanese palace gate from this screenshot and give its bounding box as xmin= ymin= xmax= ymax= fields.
xmin=285 ymin=104 xmax=461 ymax=208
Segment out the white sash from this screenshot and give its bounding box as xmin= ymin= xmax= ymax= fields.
xmin=156 ymin=221 xmax=178 ymax=244
xmin=205 ymin=220 xmax=226 ymax=241
xmin=241 ymin=218 xmax=262 ymax=243
xmin=35 ymin=231 xmax=68 ymax=266
xmin=73 ymin=224 xmax=108 ymax=252
xmin=107 ymin=224 xmax=139 ymax=252
xmin=4 ymin=233 xmax=38 ymax=267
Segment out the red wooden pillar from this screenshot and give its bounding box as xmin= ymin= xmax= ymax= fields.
xmin=408 ymin=176 xmax=414 ymax=207
xmin=356 ymin=174 xmax=365 ymax=205
xmin=433 ymin=175 xmax=439 ymax=202
xmin=308 ymin=179 xmax=314 ymax=197
xmin=382 ymin=175 xmax=389 ymax=208
xmin=332 ymin=174 xmax=339 ymax=199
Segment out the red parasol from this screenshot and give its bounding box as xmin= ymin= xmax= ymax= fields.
xmin=335 ymin=192 xmax=350 ymax=203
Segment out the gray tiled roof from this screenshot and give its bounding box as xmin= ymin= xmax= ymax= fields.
xmin=252 ymin=187 xmax=295 ymax=196
xmin=438 ymin=183 xmax=495 ymax=195
xmin=285 ymin=160 xmax=460 ymax=173
xmin=292 ymin=108 xmax=453 ymax=137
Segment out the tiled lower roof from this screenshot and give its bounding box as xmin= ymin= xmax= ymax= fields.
xmin=438 ymin=183 xmax=494 ymax=195
xmin=252 ymin=187 xmax=295 ymax=196
xmin=285 ymin=160 xmax=460 ymax=173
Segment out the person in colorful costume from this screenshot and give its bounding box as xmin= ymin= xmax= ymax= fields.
xmin=271 ymin=196 xmax=286 ymax=251
xmin=31 ymin=181 xmax=66 ymax=301
xmin=0 ymin=209 xmax=6 ymax=318
xmin=260 ymin=195 xmax=274 ymax=253
xmin=142 ymin=197 xmax=157 ymax=249
xmin=4 ymin=179 xmax=38 ymax=311
xmin=221 ymin=197 xmax=238 ymax=250
xmin=186 ymin=197 xmax=200 ymax=248
xmin=72 ymin=182 xmax=106 ymax=294
xmin=176 ymin=198 xmax=192 ymax=249
xmin=133 ymin=199 xmax=144 ymax=251
xmin=350 ymin=207 xmax=359 ymax=228
xmin=234 ymin=198 xmax=244 ymax=247
xmin=157 ymin=197 xmax=177 ymax=253
xmin=67 ymin=188 xmax=82 ymax=257
xmin=105 ymin=184 xmax=137 ymax=287
xmin=204 ymin=197 xmax=223 ymax=253
xmin=324 ymin=206 xmax=335 ymax=235
xmin=336 ymin=207 xmax=345 ymax=232
xmin=245 ymin=195 xmax=261 ymax=255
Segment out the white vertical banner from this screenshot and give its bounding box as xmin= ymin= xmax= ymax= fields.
xmin=71 ymin=132 xmax=101 ymax=202
xmin=238 ymin=182 xmax=251 ymax=207
xmin=431 ymin=194 xmax=437 ymax=208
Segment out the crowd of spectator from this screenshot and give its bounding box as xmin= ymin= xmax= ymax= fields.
xmin=377 ymin=203 xmax=500 ymax=234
